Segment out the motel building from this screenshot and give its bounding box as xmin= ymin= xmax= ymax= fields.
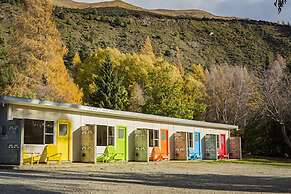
xmin=0 ymin=96 xmax=242 ymax=165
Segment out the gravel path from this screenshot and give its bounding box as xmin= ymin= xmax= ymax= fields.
xmin=0 ymin=161 xmax=291 ymax=194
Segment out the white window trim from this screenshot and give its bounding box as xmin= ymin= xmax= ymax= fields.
xmin=96 ymin=125 xmax=115 ymax=147
xmin=24 ymin=119 xmax=55 ymax=145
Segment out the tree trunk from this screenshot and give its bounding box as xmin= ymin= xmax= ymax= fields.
xmin=281 ymin=124 xmax=291 ymax=149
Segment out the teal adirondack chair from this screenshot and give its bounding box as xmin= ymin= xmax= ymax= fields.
xmin=96 ymin=146 xmax=118 ymax=163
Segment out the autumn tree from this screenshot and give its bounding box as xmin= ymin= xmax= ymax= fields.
xmin=255 ymin=55 xmax=291 ymax=149
xmin=140 ymin=36 xmax=155 ymax=58
xmin=204 ymin=65 xmax=259 ymax=127
xmin=87 ymin=55 xmax=128 ymax=110
xmin=128 ymin=82 xmax=145 ymax=112
xmin=143 ymin=60 xmax=206 ymax=119
xmin=143 ymin=61 xmax=186 ymax=118
xmin=72 ymin=52 xmax=81 ymax=79
xmin=184 ymin=64 xmax=207 ymax=119
xmin=3 ymin=0 xmax=82 ymax=103
xmin=174 ymin=47 xmax=184 ymax=76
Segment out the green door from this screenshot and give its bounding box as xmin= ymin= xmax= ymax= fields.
xmin=116 ymin=126 xmax=127 ymax=161
xmin=134 ymin=129 xmax=149 ymax=162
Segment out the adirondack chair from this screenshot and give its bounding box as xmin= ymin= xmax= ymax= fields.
xmin=193 ymin=152 xmax=201 ymax=160
xmin=218 ymin=149 xmax=229 ymax=160
xmin=43 ymin=144 xmax=62 ymax=164
xmin=188 ymin=148 xmax=196 ymax=160
xmin=150 ymin=147 xmax=163 ymax=161
xmin=22 ymin=148 xmax=41 ymax=165
xmin=96 ymin=146 xmax=117 ymax=163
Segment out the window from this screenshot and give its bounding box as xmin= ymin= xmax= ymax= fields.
xmin=59 ymin=124 xmax=68 ymax=136
xmin=194 ymin=133 xmax=199 ymax=143
xmin=108 ymin=126 xmax=115 ymax=145
xmin=96 ymin=125 xmax=115 ymax=146
xmin=188 ymin=133 xmax=193 ymax=148
xmin=216 ymin=135 xmax=220 ymax=149
xmin=118 ymin=128 xmax=124 ymax=139
xmin=161 ymin=131 xmax=166 ymax=141
xmin=45 ymin=121 xmax=54 ymax=144
xmin=24 ymin=119 xmax=54 ymax=144
xmin=221 ymin=135 xmax=225 ymax=145
xmin=149 ymin=129 xmax=159 ymax=147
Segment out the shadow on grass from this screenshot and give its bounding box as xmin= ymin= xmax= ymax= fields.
xmin=0 ymin=168 xmax=291 ymax=193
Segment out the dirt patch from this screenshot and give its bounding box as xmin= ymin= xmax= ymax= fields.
xmin=1 ymin=161 xmax=291 ymax=194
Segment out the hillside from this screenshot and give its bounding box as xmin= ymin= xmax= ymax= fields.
xmin=52 ymin=0 xmax=223 ymax=19
xmin=52 ymin=4 xmax=291 ymax=70
xmin=1 ymin=0 xmax=291 ymax=71
xmin=53 ymin=0 xmax=143 ymax=10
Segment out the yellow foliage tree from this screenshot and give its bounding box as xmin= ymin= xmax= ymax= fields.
xmin=140 ymin=36 xmax=155 ymax=58
xmin=72 ymin=52 xmax=82 ymax=79
xmin=190 ymin=64 xmax=206 ymax=81
xmin=5 ymin=0 xmax=82 ymax=103
xmin=175 ymin=47 xmax=185 ymax=76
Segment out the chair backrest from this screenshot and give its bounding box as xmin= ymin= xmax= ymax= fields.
xmin=42 ymin=144 xmax=60 ymax=161
xmin=44 ymin=144 xmax=58 ymax=157
xmin=106 ymin=146 xmax=117 ymax=155
xmin=152 ymin=147 xmax=161 ymax=155
xmin=151 ymin=147 xmax=162 ymax=161
xmin=22 ymin=148 xmax=29 ymax=158
xmin=46 ymin=144 xmax=58 ymax=155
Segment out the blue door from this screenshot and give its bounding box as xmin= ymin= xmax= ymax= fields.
xmin=187 ymin=132 xmax=195 ymax=160
xmin=194 ymin=132 xmax=201 ymax=159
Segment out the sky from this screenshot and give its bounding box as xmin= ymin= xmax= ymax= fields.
xmin=75 ymin=0 xmax=291 ymax=22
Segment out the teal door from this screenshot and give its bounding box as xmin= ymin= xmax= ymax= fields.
xmin=116 ymin=126 xmax=127 ymax=161
xmin=134 ymin=129 xmax=149 ymax=162
xmin=202 ymin=134 xmax=217 ymax=160
xmin=194 ymin=132 xmax=201 ymax=159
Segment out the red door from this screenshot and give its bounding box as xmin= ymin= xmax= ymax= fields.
xmin=220 ymin=134 xmax=226 ymax=155
xmin=160 ymin=129 xmax=169 ymax=159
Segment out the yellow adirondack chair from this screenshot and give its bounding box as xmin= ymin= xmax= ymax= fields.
xmin=22 ymin=148 xmax=41 ymax=165
xmin=43 ymin=144 xmax=62 ymax=164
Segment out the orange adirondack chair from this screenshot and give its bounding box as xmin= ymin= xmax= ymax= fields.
xmin=149 ymin=147 xmax=163 ymax=161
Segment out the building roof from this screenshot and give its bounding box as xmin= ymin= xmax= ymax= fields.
xmin=0 ymin=96 xmax=238 ymax=130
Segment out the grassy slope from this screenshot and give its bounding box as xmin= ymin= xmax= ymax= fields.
xmin=53 ymin=6 xmax=291 ymax=70
xmin=1 ymin=1 xmax=291 ymax=71
xmin=53 ymin=0 xmax=223 ymax=19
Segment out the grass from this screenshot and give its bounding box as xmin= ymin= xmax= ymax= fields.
xmin=209 ymin=157 xmax=291 ymax=168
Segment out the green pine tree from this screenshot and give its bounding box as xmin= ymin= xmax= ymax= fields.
xmin=89 ymin=55 xmax=128 ymax=110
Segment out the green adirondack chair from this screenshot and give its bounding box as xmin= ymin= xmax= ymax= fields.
xmin=96 ymin=146 xmax=118 ymax=163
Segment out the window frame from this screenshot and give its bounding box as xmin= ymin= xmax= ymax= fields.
xmin=45 ymin=121 xmax=54 ymax=144
xmin=96 ymin=125 xmax=115 ymax=146
xmin=24 ymin=119 xmax=55 ymax=145
xmin=216 ymin=135 xmax=220 ymax=149
xmin=149 ymin=129 xmax=159 ymax=147
xmin=107 ymin=126 xmax=115 ymax=146
xmin=188 ymin=132 xmax=194 ymax=148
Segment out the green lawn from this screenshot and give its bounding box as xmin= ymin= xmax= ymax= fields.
xmin=210 ymin=157 xmax=291 ymax=168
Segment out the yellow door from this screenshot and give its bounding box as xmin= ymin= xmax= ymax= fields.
xmin=57 ymin=120 xmax=72 ymax=161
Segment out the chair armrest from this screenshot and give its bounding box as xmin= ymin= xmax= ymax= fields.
xmin=47 ymin=153 xmax=62 ymax=159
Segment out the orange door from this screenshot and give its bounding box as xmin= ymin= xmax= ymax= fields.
xmin=160 ymin=129 xmax=169 ymax=157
